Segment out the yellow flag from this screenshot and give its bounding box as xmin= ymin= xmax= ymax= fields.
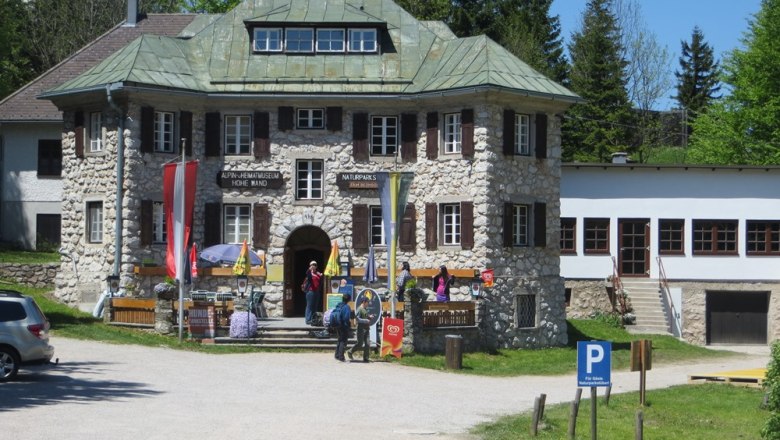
xmin=232 ymin=240 xmax=251 ymax=276
xmin=324 ymin=240 xmax=340 ymax=277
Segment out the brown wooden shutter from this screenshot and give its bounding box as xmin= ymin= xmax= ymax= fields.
xmin=399 ymin=203 xmax=416 ymax=251
xmin=534 ymin=201 xmax=547 ymax=247
xmin=204 ymin=112 xmax=221 ymax=157
xmin=140 ymin=106 xmax=154 ymax=154
xmin=426 ymin=112 xmax=438 ymax=159
xmin=140 ymin=200 xmax=153 ymax=246
xmin=425 ymin=203 xmax=437 ymax=250
xmin=74 ymin=111 xmax=85 ymax=158
xmin=461 ymin=109 xmax=474 ymax=157
xmin=278 ymin=106 xmax=294 ymax=131
xmin=401 ymin=113 xmax=418 ymax=162
xmin=352 ymin=112 xmax=368 ymax=161
xmin=180 ymin=111 xmax=193 ymax=156
xmin=461 ymin=201 xmax=474 ymax=249
xmin=326 ymin=107 xmax=342 ymax=132
xmin=253 ymin=203 xmax=269 ymax=249
xmin=535 ymin=113 xmax=548 ymax=159
xmin=254 ymin=111 xmax=270 ymax=159
xmin=352 ymin=204 xmax=369 ymax=251
xmin=503 ymin=109 xmax=516 ymax=156
xmin=503 ymin=202 xmax=513 ymax=247
xmin=204 ymin=202 xmax=221 ymax=247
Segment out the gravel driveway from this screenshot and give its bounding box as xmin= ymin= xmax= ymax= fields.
xmin=0 ymin=338 xmax=770 ymax=439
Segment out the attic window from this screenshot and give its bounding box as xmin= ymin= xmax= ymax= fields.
xmin=348 ymin=28 xmax=376 ymax=52
xmin=285 ymin=28 xmax=314 ymax=53
xmin=254 ymin=28 xmax=282 ymax=52
xmin=316 ymin=28 xmax=345 ymax=52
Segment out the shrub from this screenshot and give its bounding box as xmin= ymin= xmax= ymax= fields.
xmin=590 ymin=311 xmax=623 ymax=329
xmin=762 ymin=340 xmax=780 ymax=438
xmin=229 ymin=311 xmax=257 ymax=338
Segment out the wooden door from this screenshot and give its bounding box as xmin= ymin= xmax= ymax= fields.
xmin=618 ymin=219 xmax=650 ymax=277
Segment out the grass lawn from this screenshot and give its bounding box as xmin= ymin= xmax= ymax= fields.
xmin=472 ymin=383 xmax=767 ymax=439
xmin=0 ymin=247 xmax=59 ymax=263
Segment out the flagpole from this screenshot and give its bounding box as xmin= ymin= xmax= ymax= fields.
xmin=389 ymin=171 xmax=399 ymax=317
xmin=178 ymin=140 xmax=186 ymax=342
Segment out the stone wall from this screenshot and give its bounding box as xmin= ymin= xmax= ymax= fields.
xmin=0 ymin=263 xmax=58 ymax=288
xmin=565 ymin=279 xmax=615 ymax=319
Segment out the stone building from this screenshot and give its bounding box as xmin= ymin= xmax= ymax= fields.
xmin=42 ymin=0 xmax=578 ymax=349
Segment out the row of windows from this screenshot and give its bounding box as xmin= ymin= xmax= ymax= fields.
xmin=560 ymin=218 xmax=780 ymax=256
xmin=253 ymin=27 xmax=377 ymax=53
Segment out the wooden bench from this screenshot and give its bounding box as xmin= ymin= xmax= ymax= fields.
xmin=110 ymin=298 xmax=155 ymax=325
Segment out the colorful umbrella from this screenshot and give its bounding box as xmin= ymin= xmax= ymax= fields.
xmin=324 ymin=240 xmax=340 ymax=277
xmin=199 ymin=243 xmax=263 ymax=266
xmin=233 ymin=240 xmax=251 ymax=276
xmin=363 ymin=245 xmax=377 ymax=284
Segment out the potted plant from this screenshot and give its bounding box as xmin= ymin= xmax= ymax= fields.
xmin=154 ymin=277 xmax=177 ymax=300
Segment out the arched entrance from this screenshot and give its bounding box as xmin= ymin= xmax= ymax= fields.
xmin=283 ymin=226 xmax=331 ymax=317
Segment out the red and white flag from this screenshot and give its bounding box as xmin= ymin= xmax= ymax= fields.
xmin=190 ymin=243 xmax=198 ymax=280
xmin=163 ymin=160 xmax=198 ymax=280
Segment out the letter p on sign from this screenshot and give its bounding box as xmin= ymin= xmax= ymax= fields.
xmin=587 ymin=345 xmax=604 ymax=373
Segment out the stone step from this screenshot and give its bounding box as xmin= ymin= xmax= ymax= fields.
xmin=626 ymin=325 xmax=671 ymax=335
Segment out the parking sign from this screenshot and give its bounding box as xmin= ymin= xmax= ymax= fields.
xmin=577 ymin=341 xmax=611 ymax=387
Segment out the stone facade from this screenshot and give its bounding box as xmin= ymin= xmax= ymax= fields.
xmin=564 ymin=279 xmax=615 ymax=319
xmin=0 ymin=263 xmax=58 ymax=288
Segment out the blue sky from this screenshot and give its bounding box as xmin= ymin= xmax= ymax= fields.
xmin=549 ymin=0 xmax=762 ymax=109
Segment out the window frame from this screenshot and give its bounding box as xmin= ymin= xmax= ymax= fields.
xmin=285 ymin=27 xmax=314 ymax=53
xmin=515 ymin=113 xmax=530 ymax=155
xmin=583 ymin=218 xmax=610 ymax=255
xmin=253 ymin=27 xmax=283 ymax=52
xmin=297 ymin=108 xmax=325 ymax=129
xmin=89 ymin=112 xmax=103 ymax=153
xmin=443 ymin=112 xmax=462 ymax=154
xmin=153 ymin=111 xmax=175 ymax=153
xmin=152 ymin=201 xmax=167 ymax=244
xmin=510 ymin=203 xmax=529 ymax=247
xmin=348 ymin=28 xmax=377 ymax=53
xmin=370 ymin=115 xmax=398 ymax=156
xmin=87 ymin=201 xmax=103 ymax=244
xmin=369 ymin=206 xmax=387 ymax=246
xmin=441 ymin=203 xmax=461 ymax=246
xmin=295 ymin=159 xmax=323 ymax=200
xmin=223 ymin=204 xmax=251 ymax=244
xmin=560 ymin=217 xmax=576 ymax=254
xmin=316 ymin=28 xmax=345 ymax=52
xmin=515 ymin=293 xmax=537 ymax=329
xmin=692 ymin=219 xmax=738 ymax=255
xmin=658 ymin=219 xmax=685 ymax=256
xmin=746 ymin=220 xmax=780 ymax=256
xmin=224 ymin=114 xmax=252 ymax=155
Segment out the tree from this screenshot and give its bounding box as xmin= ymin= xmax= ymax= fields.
xmin=688 ymin=0 xmax=780 ymax=165
xmin=674 ymin=26 xmax=721 ymax=123
xmin=178 ymin=0 xmax=241 ymax=13
xmin=395 ymin=0 xmax=452 ymax=21
xmin=0 ymin=0 xmax=36 ymax=100
xmin=562 ymin=0 xmax=634 ymax=162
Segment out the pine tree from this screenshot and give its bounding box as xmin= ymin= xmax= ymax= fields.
xmin=674 ymin=26 xmax=721 ymax=121
xmin=562 ymin=0 xmax=634 ymax=162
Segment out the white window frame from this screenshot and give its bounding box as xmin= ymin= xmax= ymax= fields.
xmin=316 ymin=28 xmax=344 ymax=52
xmin=253 ymin=28 xmax=282 ymax=52
xmin=371 ymin=116 xmax=397 ymax=156
xmin=444 ymin=113 xmax=461 ymax=154
xmin=297 ymin=109 xmax=324 ymax=129
xmin=296 ymin=159 xmax=323 ymax=200
xmin=152 ymin=201 xmax=166 ymax=244
xmin=87 ymin=201 xmax=103 ymax=243
xmin=154 ymin=111 xmax=175 ymax=153
xmin=285 ymin=28 xmax=314 ymax=53
xmin=512 ymin=204 xmax=529 ymax=246
xmin=370 ymin=206 xmax=387 ymax=246
xmin=224 ymin=204 xmax=251 ymax=244
xmin=515 ymin=114 xmax=530 ymax=155
xmin=442 ymin=203 xmax=461 ymax=245
xmin=224 ymin=115 xmax=251 ymax=155
xmin=348 ymin=28 xmax=377 ymax=52
xmin=89 ymin=112 xmax=103 ymax=153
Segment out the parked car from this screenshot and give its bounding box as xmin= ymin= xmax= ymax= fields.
xmin=0 ymin=290 xmax=55 ymax=381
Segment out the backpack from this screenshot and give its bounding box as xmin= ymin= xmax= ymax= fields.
xmin=328 ymin=303 xmax=345 ymax=328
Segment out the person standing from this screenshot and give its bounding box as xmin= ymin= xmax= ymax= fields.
xmin=347 ymin=296 xmax=374 ymax=362
xmin=432 ymin=265 xmax=454 ymax=302
xmin=303 ymin=261 xmax=322 ymax=325
xmin=395 ymin=261 xmax=413 ymax=302
xmin=334 ymin=294 xmax=353 ymax=362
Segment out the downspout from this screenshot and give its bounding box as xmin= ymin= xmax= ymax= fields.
xmin=107 ymin=84 xmax=124 ymax=276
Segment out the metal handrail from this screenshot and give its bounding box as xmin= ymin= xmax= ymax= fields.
xmin=656 ymin=256 xmax=679 ymax=334
xmin=610 ymin=256 xmax=627 ymax=314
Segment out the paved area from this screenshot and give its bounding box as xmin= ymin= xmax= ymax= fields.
xmin=0 ymin=338 xmax=770 ymax=440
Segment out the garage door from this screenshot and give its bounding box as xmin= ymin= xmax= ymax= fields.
xmin=706 ymin=291 xmax=768 ymax=344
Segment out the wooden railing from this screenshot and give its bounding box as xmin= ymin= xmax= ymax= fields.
xmin=656 ymin=256 xmax=679 ymax=334
xmin=422 ymin=301 xmax=475 ymax=327
xmin=108 ymin=297 xmax=234 ymax=327
xmin=610 ymin=256 xmax=628 ymax=314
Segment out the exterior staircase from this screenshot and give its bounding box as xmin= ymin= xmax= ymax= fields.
xmin=213 ymin=324 xmax=357 ymax=349
xmin=620 ymin=278 xmax=671 ymax=335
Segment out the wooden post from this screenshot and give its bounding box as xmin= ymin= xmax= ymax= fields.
xmin=590 ymin=387 xmax=597 ymax=440
xmin=539 ymin=393 xmax=547 ymax=421
xmin=635 ymin=410 xmax=644 ymax=440
xmin=444 ymin=335 xmax=463 ymax=369
xmin=531 ymin=395 xmax=541 ymax=436
xmin=569 ymin=388 xmax=583 ymax=440
xmin=604 ymin=384 xmax=612 ymax=406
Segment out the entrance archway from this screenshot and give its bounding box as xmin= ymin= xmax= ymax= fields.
xmin=283 ymin=226 xmax=331 ymax=317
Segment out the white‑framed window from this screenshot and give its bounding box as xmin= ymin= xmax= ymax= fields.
xmin=316 ymin=28 xmax=344 ymax=52
xmin=296 ymin=159 xmax=323 ymax=200
xmin=224 ymin=204 xmax=250 ymax=244
xmin=89 ymin=112 xmax=103 ymax=153
xmin=512 ymin=204 xmax=529 ymax=246
xmin=286 ymin=28 xmax=314 ymax=53
xmin=444 ymin=113 xmax=461 ymax=154
xmin=371 ymin=116 xmax=397 ymax=156
xmin=370 ymin=206 xmax=386 ymax=246
xmin=152 ymin=201 xmax=167 ymax=244
xmin=87 ymin=201 xmax=103 ymax=243
xmin=225 ymin=115 xmax=251 ymax=155
xmin=442 ymin=203 xmax=461 ymax=245
xmin=154 ymin=111 xmax=175 ymax=153
xmin=515 ymin=114 xmax=530 ymax=155
xmin=348 ymin=28 xmax=377 ymax=52
xmin=297 ymin=109 xmax=324 ymax=129
xmin=253 ymin=28 xmax=282 ymax=52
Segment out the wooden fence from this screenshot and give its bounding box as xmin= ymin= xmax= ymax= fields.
xmin=422 ymin=301 xmax=475 ymax=327
xmin=108 ymin=298 xmax=234 ymax=327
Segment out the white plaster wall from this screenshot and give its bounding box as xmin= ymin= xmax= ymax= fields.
xmin=560 ymin=166 xmax=780 ymax=281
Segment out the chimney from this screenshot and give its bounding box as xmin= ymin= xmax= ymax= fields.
xmin=611 ymin=152 xmax=628 ymax=164
xmin=125 ymin=0 xmax=138 ymax=27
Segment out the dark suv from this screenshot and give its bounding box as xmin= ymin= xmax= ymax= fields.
xmin=0 ymin=290 xmax=55 ymax=381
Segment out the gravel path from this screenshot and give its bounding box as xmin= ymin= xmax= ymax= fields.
xmin=0 ymin=338 xmax=770 ymax=439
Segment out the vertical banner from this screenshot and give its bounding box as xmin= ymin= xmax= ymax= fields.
xmin=163 ymin=160 xmax=198 ymax=280
xmin=381 ymin=317 xmax=404 ymax=358
xmin=375 ymin=171 xmax=414 ymax=292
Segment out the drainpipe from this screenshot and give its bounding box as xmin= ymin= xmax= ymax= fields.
xmin=107 ymin=84 xmax=125 ymax=276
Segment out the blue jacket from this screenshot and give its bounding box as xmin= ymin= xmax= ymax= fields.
xmin=337 ymin=302 xmax=352 ymax=329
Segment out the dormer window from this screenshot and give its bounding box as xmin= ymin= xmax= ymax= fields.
xmin=316 ymin=28 xmax=345 ymax=52
xmin=254 ymin=28 xmax=282 ymax=52
xmin=285 ymin=28 xmax=314 ymax=53
xmin=348 ymin=29 xmax=377 ymax=52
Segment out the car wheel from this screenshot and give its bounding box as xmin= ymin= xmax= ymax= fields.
xmin=0 ymin=347 xmax=20 ymax=382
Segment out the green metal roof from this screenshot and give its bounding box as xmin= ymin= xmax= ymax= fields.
xmin=44 ymin=0 xmax=578 ymax=101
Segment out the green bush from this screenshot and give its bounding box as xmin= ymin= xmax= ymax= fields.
xmin=589 ymin=311 xmax=623 ymax=329
xmin=762 ymin=341 xmax=780 ymax=438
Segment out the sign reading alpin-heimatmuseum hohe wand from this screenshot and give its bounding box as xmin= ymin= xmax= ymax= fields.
xmin=218 ymin=170 xmax=283 ymax=189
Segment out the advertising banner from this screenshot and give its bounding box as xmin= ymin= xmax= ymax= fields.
xmin=381 ymin=317 xmax=404 ymax=358
xmin=189 ymin=302 xmax=216 ymax=339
